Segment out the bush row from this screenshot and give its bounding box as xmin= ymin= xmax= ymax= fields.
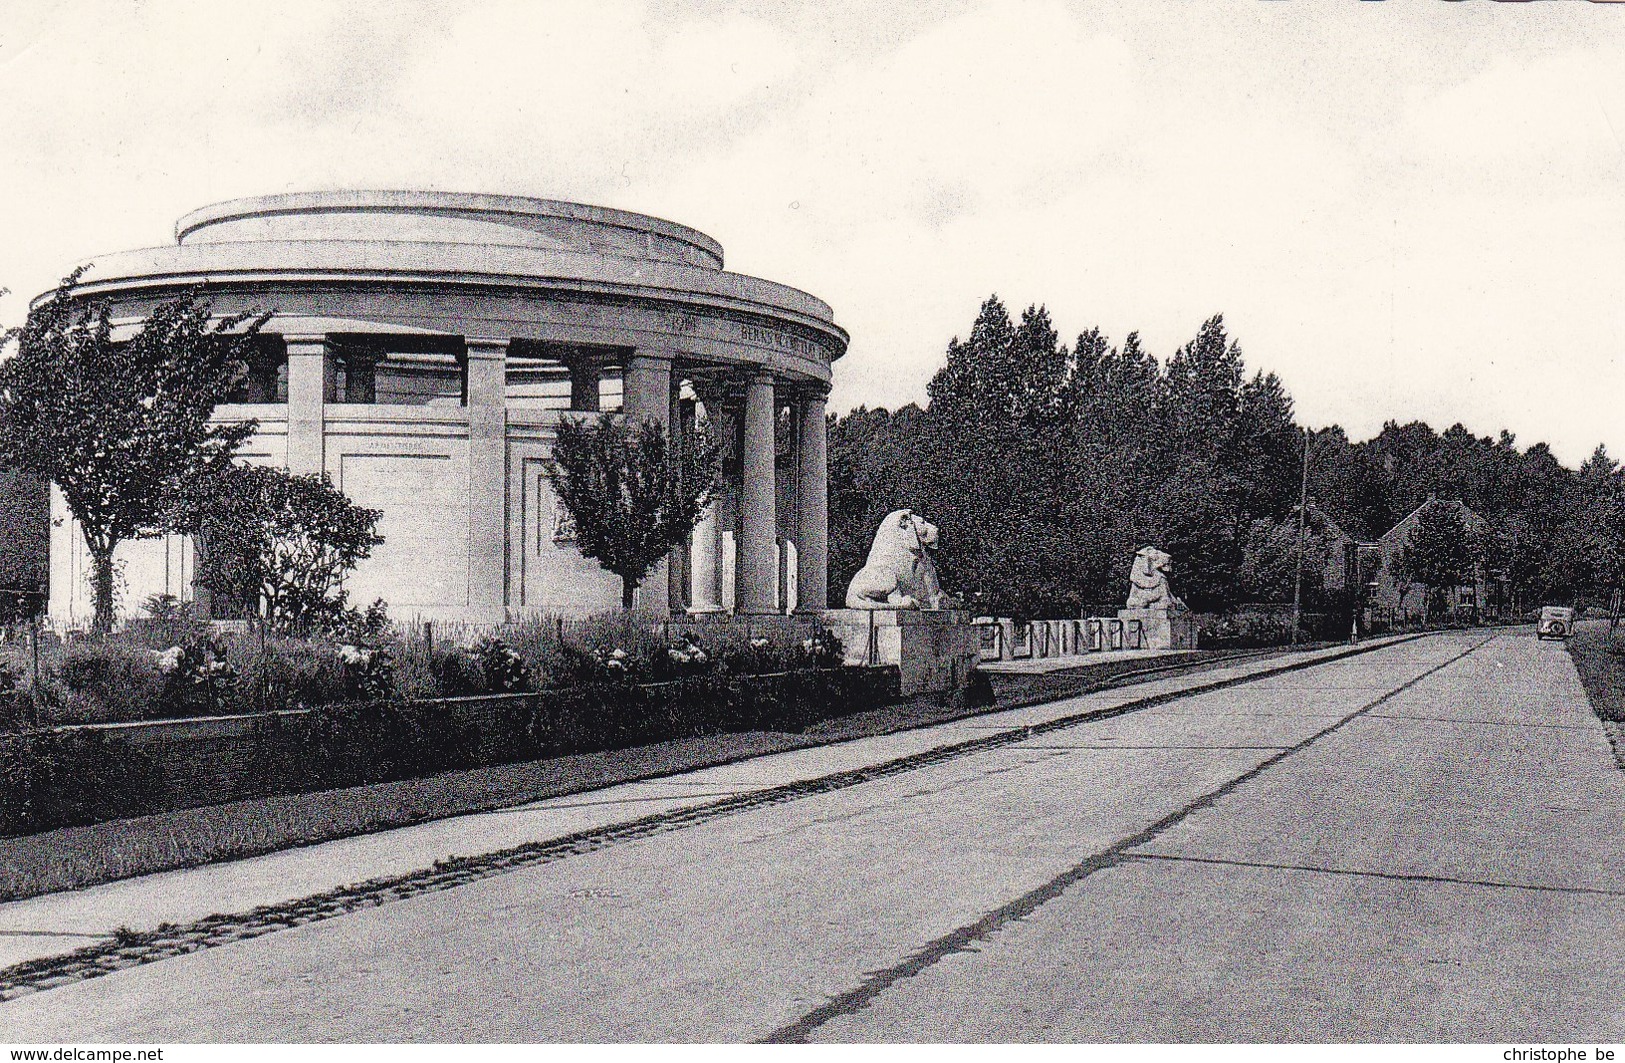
xmin=0 ymin=664 xmax=898 ymax=838
xmin=1198 ymin=608 xmax=1351 ymax=649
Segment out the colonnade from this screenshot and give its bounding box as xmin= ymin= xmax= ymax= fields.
xmin=621 ymin=354 xmax=829 ymax=617
xmin=275 ymin=336 xmax=828 ymax=618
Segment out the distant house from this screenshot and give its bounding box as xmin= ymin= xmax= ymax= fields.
xmin=1304 ymin=501 xmax=1358 ymax=593
xmin=1267 ymin=500 xmax=1361 ymax=597
xmin=1368 ymin=498 xmax=1505 ymax=620
xmin=0 ymin=466 xmax=49 ymax=620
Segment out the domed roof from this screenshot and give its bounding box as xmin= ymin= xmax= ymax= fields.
xmin=176 ymin=191 xmax=725 ymax=269
xmin=54 ymin=192 xmax=843 ymax=336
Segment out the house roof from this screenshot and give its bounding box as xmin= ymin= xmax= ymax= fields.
xmin=1377 ymin=498 xmax=1487 ymax=548
xmin=1304 ymin=500 xmax=1351 ymax=545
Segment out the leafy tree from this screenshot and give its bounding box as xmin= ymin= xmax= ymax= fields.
xmin=1396 ymin=501 xmax=1477 ymax=618
xmin=1300 ymin=426 xmax=1390 ymax=540
xmin=1158 ymin=314 xmax=1245 ymax=460
xmin=1235 ymin=368 xmax=1301 ymax=514
xmin=828 ymin=403 xmax=926 ymax=605
xmin=547 ymin=415 xmax=720 ymax=609
xmin=830 ymin=300 xmax=1310 ymax=616
xmin=0 ymin=273 xmax=265 ymax=631
xmin=1142 ymin=460 xmax=1251 ymax=611
xmin=171 ymin=464 xmax=384 ymax=635
xmin=0 ymin=467 xmax=47 ymax=598
xmin=928 ymin=295 xmax=1070 ymax=430
xmin=1574 ymin=445 xmax=1625 ymax=597
xmin=1239 ymin=513 xmax=1335 ymax=604
xmin=826 ymin=291 xmax=1625 ymax=624
xmin=921 ymin=298 xmax=1079 ymax=618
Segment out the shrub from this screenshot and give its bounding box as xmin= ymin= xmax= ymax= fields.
xmin=431 ymin=642 xmax=488 ymax=697
xmin=0 ymin=731 xmax=164 ymax=836
xmin=703 ymin=623 xmax=842 ymax=677
xmin=475 ymin=636 xmax=532 ymax=693
xmin=226 ymin=636 xmax=348 ymax=713
xmin=337 ymin=643 xmax=394 ymax=702
xmin=395 ymin=634 xmax=536 ymax=699
xmin=153 ymin=636 xmax=239 ymax=717
xmin=250 ymin=698 xmax=480 ymax=793
xmin=39 ymin=640 xmax=171 ymax=724
xmin=500 ymin=616 xmax=572 ymax=682
xmin=1198 ymin=608 xmax=1297 ymax=650
xmin=37 ymin=633 xmax=250 ymax=722
xmin=328 ymin=599 xmax=391 ymax=644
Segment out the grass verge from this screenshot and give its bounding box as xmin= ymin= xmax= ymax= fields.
xmin=0 ymin=645 xmax=1291 ymax=902
xmin=1565 ymin=622 xmax=1625 ymax=770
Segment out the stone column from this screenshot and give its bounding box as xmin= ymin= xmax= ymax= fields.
xmin=738 ymin=372 xmax=778 ymax=614
xmin=622 ymin=352 xmax=672 ymax=427
xmin=284 ymin=335 xmax=329 ymax=475
xmin=796 ymin=386 xmax=830 ymax=613
xmin=566 ymin=351 xmax=601 ymax=412
xmin=668 ymin=386 xmax=690 ymax=611
xmin=466 ymin=338 xmax=509 ymax=624
xmin=623 ymin=351 xmax=673 ymax=613
xmin=688 ymin=394 xmax=725 ymax=613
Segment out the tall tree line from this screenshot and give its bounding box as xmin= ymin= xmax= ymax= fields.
xmin=829 ymin=295 xmax=1625 ymax=617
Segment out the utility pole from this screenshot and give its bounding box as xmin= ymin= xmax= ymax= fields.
xmin=1291 ymin=425 xmax=1311 ymax=645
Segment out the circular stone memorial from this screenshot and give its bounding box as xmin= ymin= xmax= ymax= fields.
xmin=43 ymin=191 xmax=847 ymax=624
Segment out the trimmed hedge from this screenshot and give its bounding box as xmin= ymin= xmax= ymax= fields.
xmin=0 ymin=731 xmax=164 ymax=837
xmin=0 ymin=665 xmax=900 ymax=838
xmin=537 ymin=667 xmax=895 ymax=757
xmin=249 ymin=699 xmax=483 ymax=794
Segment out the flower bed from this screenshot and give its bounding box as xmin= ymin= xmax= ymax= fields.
xmin=0 ymin=614 xmax=900 ymax=837
xmin=0 ymin=614 xmax=845 ymax=728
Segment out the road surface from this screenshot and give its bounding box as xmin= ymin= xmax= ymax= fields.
xmin=1 ymin=629 xmax=1621 ymax=1042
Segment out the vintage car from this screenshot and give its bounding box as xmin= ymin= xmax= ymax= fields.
xmin=1537 ymin=605 xmax=1576 ymax=640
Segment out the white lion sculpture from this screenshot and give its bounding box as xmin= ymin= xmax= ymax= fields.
xmin=1125 ymin=546 xmax=1186 ymax=611
xmin=845 ymin=509 xmax=949 ymax=610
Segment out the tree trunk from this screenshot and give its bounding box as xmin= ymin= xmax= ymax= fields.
xmin=621 ymin=575 xmax=636 ymax=610
xmin=89 ymin=542 xmax=116 ymax=634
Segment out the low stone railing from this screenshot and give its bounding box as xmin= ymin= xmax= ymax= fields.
xmin=973 ymin=617 xmax=1150 ymax=662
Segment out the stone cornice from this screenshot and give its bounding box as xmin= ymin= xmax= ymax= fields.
xmin=54 ymin=240 xmax=841 ymax=337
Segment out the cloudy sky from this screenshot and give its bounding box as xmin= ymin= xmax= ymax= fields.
xmin=2 ymin=0 xmax=1622 ymax=464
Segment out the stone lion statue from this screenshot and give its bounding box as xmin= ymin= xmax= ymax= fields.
xmin=1125 ymin=546 xmax=1187 ymax=611
xmin=845 ymin=509 xmax=949 ymax=610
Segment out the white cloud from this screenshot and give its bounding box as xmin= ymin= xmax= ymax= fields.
xmin=1401 ymin=47 xmax=1625 ymax=181
xmin=660 ymin=0 xmax=1135 ymax=234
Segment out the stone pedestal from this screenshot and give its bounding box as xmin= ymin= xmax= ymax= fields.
xmin=822 ymin=609 xmax=979 ymax=697
xmin=1118 ymin=607 xmax=1199 ymax=650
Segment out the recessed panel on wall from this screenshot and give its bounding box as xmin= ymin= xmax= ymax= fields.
xmin=518 ymin=454 xmax=620 ymax=611
xmin=340 ymin=453 xmax=469 ymax=610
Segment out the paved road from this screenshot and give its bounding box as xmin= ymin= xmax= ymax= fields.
xmin=2 ymin=630 xmax=1621 ymax=1042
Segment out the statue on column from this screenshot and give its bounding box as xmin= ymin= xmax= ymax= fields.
xmin=1118 ymin=545 xmax=1197 ymax=649
xmin=823 ymin=507 xmax=977 ymax=699
xmin=845 ymin=509 xmax=949 ymax=610
xmin=1125 ymin=546 xmax=1186 ymax=610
